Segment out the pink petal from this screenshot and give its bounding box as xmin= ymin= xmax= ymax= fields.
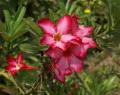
xmin=5 ymin=66 xmax=19 ymax=75
xmin=54 ymin=69 xmax=65 ymax=83
xmin=46 ymin=47 xmax=63 ymax=59
xmin=72 ymin=44 xmax=87 ymax=58
xmin=79 ymin=46 xmax=88 ymax=58
xmin=75 ymin=25 xmax=93 ymax=37
xmin=17 ymin=52 xmax=23 ymax=64
xmin=68 ymin=55 xmax=83 ymax=72
xmin=71 ymin=15 xmax=79 ymax=32
xmin=6 ymin=55 xmax=16 ymax=66
xmin=21 ymin=63 xmax=37 ymax=70
xmin=82 ymin=37 xmax=96 ymax=48
xmin=37 ymin=18 xmax=56 ymax=35
xmin=57 ymin=15 xmax=72 ymax=34
xmin=61 ymin=34 xmax=76 ymax=43
xmin=71 ymin=37 xmax=96 ymax=58
xmin=40 ymin=35 xmax=55 ymax=45
xmin=72 ymin=45 xmax=82 ymax=57
xmin=52 ymin=41 xmax=66 ymax=50
xmin=51 ymin=63 xmax=65 ymax=83
xmin=56 ymin=57 xmax=72 ymax=75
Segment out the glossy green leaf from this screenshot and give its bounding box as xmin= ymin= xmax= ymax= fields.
xmin=20 ymin=43 xmax=47 ymax=54
xmin=3 ymin=10 xmax=11 ymax=33
xmin=12 ymin=6 xmax=26 ymax=33
xmin=23 ymin=18 xmax=43 ymax=36
xmin=10 ymin=22 xmax=28 ymax=42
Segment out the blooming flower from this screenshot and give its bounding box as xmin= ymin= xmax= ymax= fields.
xmin=47 ymin=47 xmax=84 ymax=82
xmin=5 ymin=53 xmax=37 ymax=75
xmin=71 ymin=16 xmax=96 ymax=58
xmin=38 ymin=15 xmax=76 ymax=50
xmin=38 ymin=15 xmax=96 ymax=82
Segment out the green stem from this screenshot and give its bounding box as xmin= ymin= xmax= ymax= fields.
xmin=25 ymin=74 xmax=42 ymax=95
xmin=13 ymin=80 xmax=25 ymax=95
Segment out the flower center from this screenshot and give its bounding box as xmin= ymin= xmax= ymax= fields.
xmin=16 ymin=64 xmax=20 ymax=70
xmin=16 ymin=63 xmax=21 ymax=70
xmin=54 ymin=32 xmax=61 ymax=41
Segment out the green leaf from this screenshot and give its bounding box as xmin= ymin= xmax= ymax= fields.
xmin=0 ymin=32 xmax=10 ymax=41
xmin=20 ymin=43 xmax=47 ymax=54
xmin=68 ymin=1 xmax=78 ymax=14
xmin=23 ymin=18 xmax=43 ymax=36
xmin=20 ymin=43 xmax=38 ymax=54
xmin=84 ymin=76 xmax=92 ymax=93
xmin=9 ymin=22 xmax=28 ymax=42
xmin=3 ymin=10 xmax=11 ymax=33
xmin=12 ymin=6 xmax=26 ymax=33
xmin=0 ymin=69 xmax=25 ymax=94
xmin=102 ymin=76 xmax=116 ymax=92
xmin=0 ymin=20 xmax=4 ymax=32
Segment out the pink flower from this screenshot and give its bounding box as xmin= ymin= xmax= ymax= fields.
xmin=70 ymin=38 xmax=96 ymax=58
xmin=48 ymin=47 xmax=84 ymax=82
xmin=38 ymin=15 xmax=76 ymax=50
xmin=70 ymin=16 xmax=96 ymax=58
xmin=39 ymin=15 xmax=96 ymax=82
xmin=5 ymin=53 xmax=37 ymax=75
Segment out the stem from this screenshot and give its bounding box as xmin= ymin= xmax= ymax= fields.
xmin=25 ymin=74 xmax=42 ymax=95
xmin=14 ymin=81 xmax=25 ymax=95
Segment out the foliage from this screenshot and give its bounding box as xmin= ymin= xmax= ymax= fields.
xmin=0 ymin=0 xmax=120 ymax=95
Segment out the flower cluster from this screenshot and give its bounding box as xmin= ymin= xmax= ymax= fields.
xmin=38 ymin=15 xmax=96 ymax=82
xmin=5 ymin=53 xmax=37 ymax=75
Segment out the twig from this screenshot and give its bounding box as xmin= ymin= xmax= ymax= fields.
xmin=25 ymin=74 xmax=42 ymax=95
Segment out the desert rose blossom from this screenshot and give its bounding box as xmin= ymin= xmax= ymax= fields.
xmin=5 ymin=53 xmax=37 ymax=75
xmin=69 ymin=37 xmax=96 ymax=58
xmin=50 ymin=63 xmax=68 ymax=83
xmin=38 ymin=15 xmax=76 ymax=50
xmin=71 ymin=16 xmax=96 ymax=58
xmin=48 ymin=47 xmax=84 ymax=82
xmin=40 ymin=15 xmax=96 ymax=82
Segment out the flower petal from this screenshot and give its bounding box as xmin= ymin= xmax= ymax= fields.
xmin=5 ymin=66 xmax=19 ymax=75
xmin=21 ymin=63 xmax=37 ymax=70
xmin=50 ymin=63 xmax=65 ymax=83
xmin=75 ymin=25 xmax=93 ymax=37
xmin=57 ymin=15 xmax=72 ymax=34
xmin=56 ymin=57 xmax=72 ymax=75
xmin=82 ymin=37 xmax=96 ymax=48
xmin=37 ymin=18 xmax=56 ymax=35
xmin=61 ymin=34 xmax=76 ymax=43
xmin=71 ymin=37 xmax=96 ymax=58
xmin=40 ymin=35 xmax=55 ymax=45
xmin=72 ymin=45 xmax=82 ymax=57
xmin=46 ymin=47 xmax=63 ymax=59
xmin=69 ymin=55 xmax=83 ymax=72
xmin=52 ymin=41 xmax=66 ymax=50
xmin=17 ymin=52 xmax=23 ymax=64
xmin=6 ymin=55 xmax=16 ymax=66
xmin=54 ymin=68 xmax=65 ymax=83
xmin=71 ymin=15 xmax=79 ymax=32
